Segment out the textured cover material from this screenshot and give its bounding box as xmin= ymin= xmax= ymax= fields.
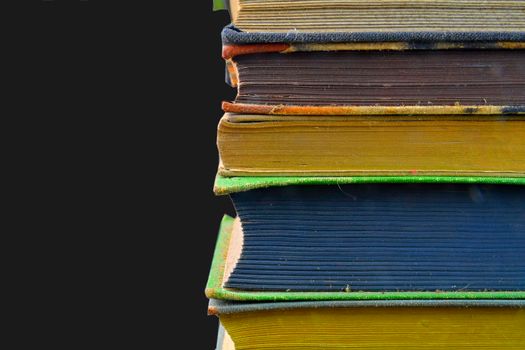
xmin=205 ymin=216 xmax=525 ymax=301
xmin=209 ymin=298 xmax=525 ymax=315
xmin=214 ymin=174 xmax=525 ymax=195
xmin=222 ymin=102 xmax=525 ymax=116
xmin=213 ymin=0 xmax=228 ymax=11
xmin=222 ymin=41 xmax=525 ymax=59
xmin=223 ymin=25 xmax=525 ymax=45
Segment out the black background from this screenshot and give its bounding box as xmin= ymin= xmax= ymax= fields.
xmin=183 ymin=5 xmax=238 ymax=349
xmin=34 ymin=1 xmax=236 ymax=347
xmin=177 ymin=3 xmax=238 ymax=348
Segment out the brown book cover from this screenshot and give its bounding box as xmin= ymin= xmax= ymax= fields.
xmin=222 ymin=43 xmax=525 ymax=116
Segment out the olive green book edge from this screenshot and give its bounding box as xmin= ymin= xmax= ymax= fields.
xmin=205 ymin=215 xmax=525 ymax=301
xmin=214 ymin=174 xmax=525 ymax=195
xmin=213 ymin=0 xmax=227 ymax=11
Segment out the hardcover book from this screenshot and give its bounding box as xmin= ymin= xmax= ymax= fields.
xmin=217 ymin=113 xmax=525 ymax=176
xmin=215 ymin=324 xmax=234 ymax=350
xmin=222 ymin=42 xmax=525 ymax=115
xmin=215 ymin=0 xmax=525 ymax=35
xmin=210 ymin=3 xmax=525 ymax=350
xmin=207 ymin=176 xmax=525 ymax=301
xmin=209 ymin=298 xmax=525 ymax=350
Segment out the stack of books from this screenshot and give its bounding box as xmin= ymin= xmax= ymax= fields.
xmin=207 ymin=1 xmax=525 ymax=349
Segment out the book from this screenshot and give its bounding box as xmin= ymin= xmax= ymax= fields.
xmin=222 ymin=42 xmax=525 ymax=115
xmin=209 ymin=298 xmax=525 ymax=350
xmin=215 ymin=323 xmax=234 ymax=350
xmin=217 ymin=113 xmax=525 ymax=176
xmin=216 ymin=0 xmax=525 ymax=35
xmin=206 ymin=176 xmax=525 ymax=300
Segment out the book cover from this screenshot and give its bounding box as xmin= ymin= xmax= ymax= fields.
xmin=214 ymin=174 xmax=525 ymax=195
xmin=221 ymin=40 xmax=525 ymax=115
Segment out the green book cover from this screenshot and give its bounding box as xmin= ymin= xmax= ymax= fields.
xmin=213 ymin=0 xmax=227 ymax=11
xmin=214 ymin=174 xmax=525 ymax=195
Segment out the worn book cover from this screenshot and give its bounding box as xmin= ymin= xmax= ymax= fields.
xmin=221 ymin=38 xmax=525 ymax=115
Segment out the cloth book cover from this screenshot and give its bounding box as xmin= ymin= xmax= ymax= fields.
xmin=217 ymin=113 xmax=525 ymax=176
xmin=210 ymin=3 xmax=525 ymax=350
xmin=207 ymin=175 xmax=525 ymax=301
xmin=221 ymin=33 xmax=525 ymax=116
xmin=209 ymin=298 xmax=525 ymax=350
